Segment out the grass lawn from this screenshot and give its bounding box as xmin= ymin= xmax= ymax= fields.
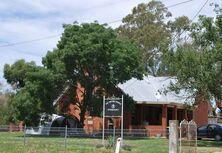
xmin=0 ymin=132 xmax=221 ymax=153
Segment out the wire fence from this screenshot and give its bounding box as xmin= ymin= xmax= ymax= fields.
xmin=24 ymin=126 xmax=152 ymax=139
xmin=0 ymin=125 xmax=169 ymax=152
xmin=0 ymin=125 xmax=169 ymax=138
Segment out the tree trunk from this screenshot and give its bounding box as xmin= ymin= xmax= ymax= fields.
xmin=79 ymin=86 xmax=93 ymax=127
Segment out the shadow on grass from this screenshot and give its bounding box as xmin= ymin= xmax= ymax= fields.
xmin=198 ymin=139 xmax=222 ymax=148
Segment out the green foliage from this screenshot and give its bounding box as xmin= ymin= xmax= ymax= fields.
xmin=0 ymin=92 xmax=8 ymax=105
xmin=167 ymin=8 xmax=222 ymax=108
xmin=4 ymin=22 xmax=144 ymax=126
xmin=4 ymin=61 xmax=65 ymax=125
xmin=117 ymin=1 xmax=171 ymax=75
xmin=0 ymin=107 xmax=9 ymax=125
xmin=169 ymin=16 xmax=190 ymax=34
xmin=117 ymin=1 xmax=190 ymax=76
xmin=4 ymin=59 xmax=37 ymax=89
xmin=44 ymin=22 xmax=144 ymax=85
xmin=105 ymin=136 xmax=115 ymax=149
xmin=0 ymin=91 xmax=12 ymax=124
xmin=169 ymin=45 xmax=207 ymax=91
xmin=1 ymin=111 xmax=9 ymax=126
xmin=44 ymin=22 xmax=145 ymax=125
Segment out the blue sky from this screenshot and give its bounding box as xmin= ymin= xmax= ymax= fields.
xmin=0 ymin=0 xmax=221 ymax=88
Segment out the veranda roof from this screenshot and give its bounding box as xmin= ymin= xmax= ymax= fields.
xmin=118 ymin=75 xmax=193 ymax=106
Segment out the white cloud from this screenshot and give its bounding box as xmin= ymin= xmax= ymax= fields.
xmin=0 ymin=0 xmax=220 ymax=83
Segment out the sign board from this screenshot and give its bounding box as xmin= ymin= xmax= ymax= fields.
xmin=102 ymin=96 xmax=124 ymax=146
xmin=87 ymin=120 xmax=93 ymax=125
xmin=105 ymin=100 xmax=122 ymax=117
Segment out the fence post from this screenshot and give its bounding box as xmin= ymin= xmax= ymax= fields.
xmin=115 ymin=138 xmax=121 ymax=153
xmin=113 ymin=126 xmax=116 ymax=151
xmin=169 ymin=120 xmax=178 ymax=153
xmin=64 ymin=125 xmax=67 ymax=153
xmin=102 ymin=96 xmax=105 ymax=145
xmin=23 ymin=125 xmax=26 ymax=146
xmin=121 ymin=95 xmax=124 ymax=147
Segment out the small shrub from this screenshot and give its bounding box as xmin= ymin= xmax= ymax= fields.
xmin=105 ymin=136 xmax=115 ymax=149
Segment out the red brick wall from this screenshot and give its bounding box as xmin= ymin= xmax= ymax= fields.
xmin=83 ymin=116 xmax=102 ymax=133
xmin=147 ymin=125 xmax=166 ymax=137
xmin=123 ymin=111 xmax=131 ymax=129
xmin=130 ymin=125 xmax=167 ymax=137
xmin=9 ymin=122 xmax=24 ymax=132
xmin=83 ymin=111 xmax=130 ymax=131
xmin=193 ymin=101 xmax=209 ymax=127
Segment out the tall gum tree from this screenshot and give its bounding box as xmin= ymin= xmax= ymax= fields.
xmin=117 ymin=1 xmax=190 ymax=76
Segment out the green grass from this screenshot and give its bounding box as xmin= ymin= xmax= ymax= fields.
xmin=0 ymin=132 xmax=222 ymax=153
xmin=0 ymin=132 xmax=168 ymax=153
xmin=196 ymin=139 xmax=222 ymax=153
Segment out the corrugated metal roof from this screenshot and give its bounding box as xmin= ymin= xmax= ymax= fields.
xmin=118 ymin=75 xmax=193 ymax=105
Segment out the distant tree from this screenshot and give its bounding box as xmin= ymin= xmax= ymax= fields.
xmin=0 ymin=93 xmax=8 ymax=106
xmin=0 ymin=82 xmax=2 ymax=95
xmin=0 ymin=90 xmax=11 ymax=125
xmin=43 ymin=22 xmax=145 ymax=126
xmin=117 ymin=1 xmax=190 ymax=76
xmin=4 ymin=60 xmax=65 ymax=125
xmin=4 ymin=59 xmax=37 ymax=89
xmin=167 ymin=7 xmax=222 ymax=111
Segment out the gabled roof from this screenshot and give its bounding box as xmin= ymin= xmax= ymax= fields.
xmin=118 ymin=75 xmax=193 ymax=106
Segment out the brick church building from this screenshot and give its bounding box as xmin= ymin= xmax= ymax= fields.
xmin=53 ymin=75 xmax=209 ymax=136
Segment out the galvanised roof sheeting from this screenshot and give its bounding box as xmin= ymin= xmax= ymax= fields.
xmin=118 ymin=75 xmax=193 ymax=105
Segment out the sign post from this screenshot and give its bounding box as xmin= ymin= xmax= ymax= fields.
xmin=102 ymin=95 xmax=123 ymax=146
xmin=102 ymin=96 xmax=105 ymax=145
xmin=121 ymin=95 xmax=123 ymax=146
